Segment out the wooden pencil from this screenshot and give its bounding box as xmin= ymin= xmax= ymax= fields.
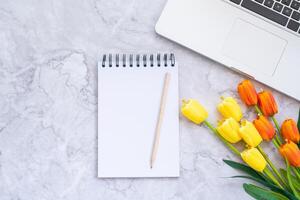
xmin=150 ymin=72 xmax=171 ymax=169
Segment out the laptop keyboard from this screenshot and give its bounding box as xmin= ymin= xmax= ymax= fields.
xmin=229 ymin=0 xmax=300 ymax=34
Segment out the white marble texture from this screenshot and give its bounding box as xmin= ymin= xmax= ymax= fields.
xmin=0 ymin=0 xmax=299 ymax=199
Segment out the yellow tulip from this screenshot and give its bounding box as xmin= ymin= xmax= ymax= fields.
xmin=239 ymin=120 xmax=262 ymax=147
xmin=217 ymin=117 xmax=242 ymax=143
xmin=241 ymin=148 xmax=267 ymax=172
xmin=181 ymin=99 xmax=208 ymax=124
xmin=217 ymin=97 xmax=243 ymax=121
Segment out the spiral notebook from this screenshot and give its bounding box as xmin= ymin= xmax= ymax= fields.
xmin=98 ymin=53 xmax=179 ymax=178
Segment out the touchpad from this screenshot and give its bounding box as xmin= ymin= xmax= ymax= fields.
xmin=222 ymin=19 xmax=287 ymax=76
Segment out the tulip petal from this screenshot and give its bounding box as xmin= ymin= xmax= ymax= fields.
xmin=281 ymin=119 xmax=300 ymax=143
xmin=258 ymin=91 xmax=278 ymax=117
xmin=237 ymin=80 xmax=258 ymax=106
xmin=241 ymin=148 xmax=267 ymax=172
xmin=217 ymin=118 xmax=241 ymax=143
xmin=181 ymin=99 xmax=208 ymax=124
xmin=239 ymin=121 xmax=262 ymax=147
xmin=217 ymin=97 xmax=243 ymax=122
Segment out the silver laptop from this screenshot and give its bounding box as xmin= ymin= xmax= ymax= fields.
xmin=156 ymin=0 xmax=300 ymax=100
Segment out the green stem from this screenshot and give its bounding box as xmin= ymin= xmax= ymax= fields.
xmin=275 ymin=134 xmax=282 ymax=146
xmin=271 ymin=116 xmax=281 ymax=133
xmin=272 ymin=138 xmax=280 ymax=149
xmin=203 ymin=120 xmax=240 ymax=156
xmin=264 ymin=167 xmax=284 ymax=189
xmin=272 ymin=133 xmax=300 ymax=186
xmin=271 ymin=116 xmax=283 ymax=145
xmin=293 ymin=167 xmax=300 ymax=180
xmin=254 ymin=105 xmax=263 ymax=115
xmin=297 ymin=168 xmax=300 ymax=175
xmin=257 ymin=145 xmax=288 ymax=188
xmin=295 ymin=168 xmax=300 ymax=180
xmin=296 ymin=168 xmax=300 ymax=181
xmin=286 ymin=159 xmax=300 ymax=199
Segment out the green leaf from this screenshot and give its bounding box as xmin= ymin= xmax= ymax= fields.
xmin=231 ymin=176 xmax=298 ymax=200
xmin=243 ymin=183 xmax=290 ymax=200
xmin=224 ymin=159 xmax=298 ymax=200
xmin=280 ymin=169 xmax=300 ymax=190
xmin=223 ymin=159 xmax=265 ymax=181
xmin=286 ymin=160 xmax=300 ymax=199
xmin=232 ymin=175 xmax=276 ymax=189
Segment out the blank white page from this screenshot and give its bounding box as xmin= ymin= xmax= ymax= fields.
xmin=98 ymin=61 xmax=179 ymax=178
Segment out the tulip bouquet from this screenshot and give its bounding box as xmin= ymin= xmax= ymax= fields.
xmin=181 ymin=80 xmax=300 ymax=200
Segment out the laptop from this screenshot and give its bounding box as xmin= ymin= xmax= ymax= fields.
xmin=156 ymin=0 xmax=300 ymax=100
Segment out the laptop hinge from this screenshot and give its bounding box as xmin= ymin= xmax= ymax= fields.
xmin=230 ymin=67 xmax=255 ymax=80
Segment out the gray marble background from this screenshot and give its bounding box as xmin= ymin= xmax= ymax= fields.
xmin=0 ymin=0 xmax=299 ymax=199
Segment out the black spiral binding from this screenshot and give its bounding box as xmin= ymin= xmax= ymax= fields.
xmin=101 ymin=53 xmax=175 ymax=68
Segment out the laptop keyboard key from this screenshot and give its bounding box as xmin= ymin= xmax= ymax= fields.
xmin=287 ymin=20 xmax=300 ymax=31
xmin=230 ymin=0 xmax=242 ymax=4
xmin=274 ymin=2 xmax=284 ymax=11
xmin=264 ymin=0 xmax=275 ymax=7
xmin=283 ymin=6 xmax=293 ymax=16
xmin=281 ymin=0 xmax=291 ymax=6
xmin=242 ymin=0 xmax=289 ymax=26
xmin=291 ymin=1 xmax=300 ymax=10
xmin=292 ymin=11 xmax=300 ymax=20
xmin=255 ymin=0 xmax=264 ymax=3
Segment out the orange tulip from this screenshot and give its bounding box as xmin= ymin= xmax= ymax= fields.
xmin=257 ymin=91 xmax=278 ymax=117
xmin=237 ymin=80 xmax=258 ymax=106
xmin=253 ymin=115 xmax=275 ymax=141
xmin=281 ymin=119 xmax=300 ymax=143
xmin=279 ymin=141 xmax=300 ymax=167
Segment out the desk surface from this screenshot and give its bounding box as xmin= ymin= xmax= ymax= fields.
xmin=0 ymin=0 xmax=299 ymax=199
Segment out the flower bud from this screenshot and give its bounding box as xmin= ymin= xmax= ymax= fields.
xmin=239 ymin=120 xmax=262 ymax=147
xmin=217 ymin=118 xmax=242 ymax=144
xmin=253 ymin=115 xmax=275 ymax=141
xmin=217 ymin=97 xmax=243 ymax=122
xmin=181 ymin=99 xmax=208 ymax=124
xmin=281 ymin=119 xmax=300 ymax=143
xmin=237 ymin=80 xmax=258 ymax=106
xmin=241 ymin=148 xmax=267 ymax=172
xmin=257 ymin=91 xmax=278 ymax=117
xmin=280 ymin=141 xmax=300 ymax=167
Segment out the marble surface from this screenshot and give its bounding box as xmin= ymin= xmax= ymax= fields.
xmin=0 ymin=0 xmax=299 ymax=199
